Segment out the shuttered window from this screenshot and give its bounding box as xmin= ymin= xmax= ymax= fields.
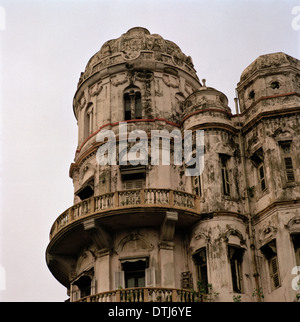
xmin=269 ymin=256 xmax=280 ymax=289
xmin=145 ymin=267 xmax=156 ymax=287
xmin=124 ymin=179 xmax=145 ymax=190
xmin=261 ymin=240 xmax=281 ymax=291
xmin=114 ymin=271 xmax=125 ymax=289
xmin=280 ymin=141 xmax=295 ymax=183
xmin=284 ymin=157 xmax=295 ymax=182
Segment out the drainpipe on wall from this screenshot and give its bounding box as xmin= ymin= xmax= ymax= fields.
xmin=234 ymin=96 xmax=261 ymax=302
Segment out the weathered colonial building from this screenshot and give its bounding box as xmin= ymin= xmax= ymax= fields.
xmin=46 ymin=27 xmax=300 ymax=302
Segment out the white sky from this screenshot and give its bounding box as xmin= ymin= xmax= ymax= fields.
xmin=0 ymin=0 xmax=299 ymax=302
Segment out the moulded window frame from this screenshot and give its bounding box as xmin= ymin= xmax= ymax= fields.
xmin=123 ymin=87 xmax=142 ymax=121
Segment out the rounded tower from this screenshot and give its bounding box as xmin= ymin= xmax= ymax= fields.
xmin=46 ymin=27 xmax=205 ymax=302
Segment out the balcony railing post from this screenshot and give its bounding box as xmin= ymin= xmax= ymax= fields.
xmin=90 ymin=197 xmax=95 ymax=213
xmin=143 ymin=288 xmax=149 ymax=302
xmin=116 ymin=290 xmax=121 ymax=302
xmin=140 ymin=189 xmax=145 ymax=205
xmin=114 ymin=191 xmax=119 ymax=207
xmin=172 ymin=289 xmax=177 ymax=302
xmin=169 ymin=190 xmax=174 ymax=207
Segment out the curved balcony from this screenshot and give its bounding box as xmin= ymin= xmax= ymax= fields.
xmin=76 ymin=287 xmax=205 ymax=303
xmin=49 ymin=189 xmax=201 ymax=241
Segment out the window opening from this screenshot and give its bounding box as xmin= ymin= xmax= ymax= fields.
xmin=280 ymin=141 xmax=295 ymax=183
xmin=270 ymin=81 xmax=280 ymax=89
xmin=122 ymin=260 xmax=146 ymax=288
xmin=124 ymin=89 xmax=142 ymax=120
xmin=135 ymin=92 xmax=142 ymax=119
xmin=249 ymin=90 xmax=255 ymax=99
xmin=73 ymin=275 xmax=92 ymax=298
xmin=124 ymin=93 xmax=131 ymax=121
xmin=84 ymin=103 xmax=93 ymax=140
xmin=192 ymin=248 xmax=208 ymax=293
xmin=228 ymin=246 xmax=244 ymax=293
xmin=220 ymin=155 xmax=230 ymax=196
xmin=250 ymin=148 xmax=267 ymax=192
xmin=76 ymin=179 xmax=94 ymax=200
xmin=292 ymin=234 xmax=300 ymax=267
xmin=258 ymin=163 xmax=266 ymax=191
xmin=261 ymin=240 xmax=281 ymax=290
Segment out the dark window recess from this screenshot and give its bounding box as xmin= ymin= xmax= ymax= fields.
xmin=76 ymin=179 xmax=94 ymax=200
xmin=250 ymin=148 xmax=264 ymax=167
xmin=192 ymin=248 xmax=208 ymax=293
xmin=120 ymin=165 xmax=146 ymax=181
xmin=270 ymin=81 xmax=280 ymax=89
xmin=220 ymin=155 xmax=230 ymax=196
xmin=122 ymin=260 xmax=146 ymax=288
xmin=261 ymin=240 xmax=281 ymax=290
xmin=228 ymin=246 xmax=244 ymax=293
xmin=135 ymin=92 xmax=142 ymax=119
xmin=250 ymin=148 xmax=267 ymax=192
xmin=292 ymin=234 xmax=300 ymax=266
xmin=124 ymin=93 xmax=131 ymax=121
xmin=124 ymin=90 xmax=142 ymax=120
xmin=259 ymin=164 xmax=266 ymax=191
xmin=73 ymin=275 xmax=92 ymax=298
xmin=249 ymin=90 xmax=255 ymax=99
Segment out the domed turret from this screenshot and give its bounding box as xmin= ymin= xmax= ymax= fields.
xmin=182 ymin=79 xmax=232 ymax=131
xmin=77 ymin=27 xmax=198 ymax=90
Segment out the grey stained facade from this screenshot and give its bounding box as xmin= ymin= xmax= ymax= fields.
xmin=46 ymin=27 xmax=300 ymax=302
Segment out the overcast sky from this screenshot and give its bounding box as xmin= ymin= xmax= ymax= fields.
xmin=0 ymin=0 xmax=299 ymax=302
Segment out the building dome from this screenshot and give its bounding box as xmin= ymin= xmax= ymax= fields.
xmin=184 ymin=82 xmax=231 ymax=115
xmin=77 ymin=27 xmax=198 ymax=88
xmin=240 ymin=52 xmax=300 ymax=82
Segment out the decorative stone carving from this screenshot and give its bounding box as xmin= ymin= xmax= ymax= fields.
xmin=110 ymin=73 xmax=128 ymax=87
xmin=115 ymin=233 xmax=154 ymax=255
xmin=222 ymin=228 xmax=246 ymax=246
xmin=162 ymin=74 xmax=179 ymax=88
xmin=258 ymin=223 xmax=278 ymax=246
xmin=77 ymin=27 xmax=197 ymax=87
xmin=88 ymin=81 xmax=103 ymax=96
xmin=285 ymin=215 xmax=300 ymax=233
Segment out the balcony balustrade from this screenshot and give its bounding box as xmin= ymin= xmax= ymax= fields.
xmin=76 ymin=287 xmax=204 ymax=302
xmin=50 ymin=189 xmax=200 ymax=240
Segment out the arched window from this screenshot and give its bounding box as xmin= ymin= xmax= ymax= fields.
xmin=123 ymin=87 xmax=142 ymax=120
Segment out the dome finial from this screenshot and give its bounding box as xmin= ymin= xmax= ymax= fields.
xmin=202 ymin=79 xmax=206 ymax=87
